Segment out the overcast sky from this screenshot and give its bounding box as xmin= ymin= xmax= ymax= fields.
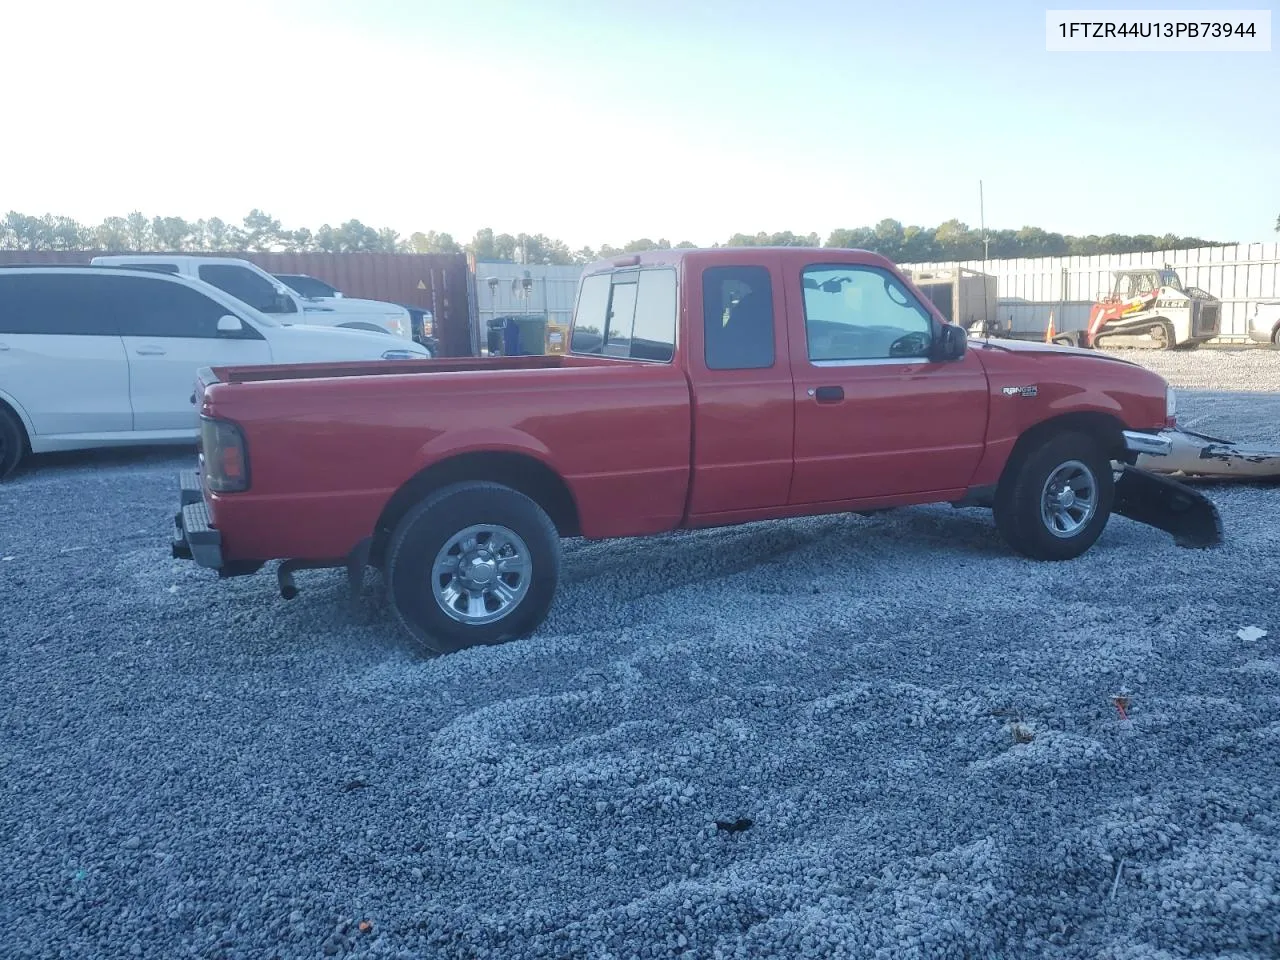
xmin=5 ymin=0 xmax=1277 ymax=248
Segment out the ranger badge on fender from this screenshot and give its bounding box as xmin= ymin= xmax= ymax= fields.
xmin=1001 ymin=385 xmax=1038 ymax=397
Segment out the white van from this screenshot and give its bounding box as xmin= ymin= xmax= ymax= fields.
xmin=90 ymin=254 xmax=415 ymax=341
xmin=0 ymin=266 xmax=431 ymax=478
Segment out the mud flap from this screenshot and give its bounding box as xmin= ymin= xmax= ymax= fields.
xmin=1113 ymin=466 xmax=1224 ymax=549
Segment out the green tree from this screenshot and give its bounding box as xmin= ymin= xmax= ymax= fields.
xmin=289 ymin=227 xmax=315 ymax=252
xmin=4 ymin=212 xmax=48 ymax=250
xmin=44 ymin=216 xmax=88 ymax=250
xmin=241 ymin=209 xmax=284 ymax=252
xmin=124 ymin=211 xmax=152 ymax=251
xmin=151 ymin=216 xmax=193 ymax=251
xmin=198 ymin=217 xmax=244 ymax=251
xmin=492 ymin=233 xmax=519 ymax=261
xmin=410 ymin=230 xmax=461 ymax=254
xmin=94 ymin=217 xmax=130 ymax=251
xmin=467 ymin=227 xmax=498 ymax=260
xmin=334 ymin=220 xmax=380 ymax=252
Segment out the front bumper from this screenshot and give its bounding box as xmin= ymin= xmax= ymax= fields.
xmin=1123 ymin=430 xmax=1173 ymax=457
xmin=1134 ymin=427 xmax=1280 ymax=480
xmin=172 ymin=470 xmax=223 ymax=569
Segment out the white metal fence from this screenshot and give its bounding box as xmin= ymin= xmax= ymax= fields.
xmin=900 ymin=242 xmax=1280 ymax=340
xmin=471 ymin=262 xmax=582 ymax=331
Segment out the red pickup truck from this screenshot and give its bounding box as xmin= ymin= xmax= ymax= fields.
xmin=172 ymin=247 xmax=1221 ymax=653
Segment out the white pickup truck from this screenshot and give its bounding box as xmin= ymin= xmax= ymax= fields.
xmin=90 ymin=255 xmax=414 ymax=341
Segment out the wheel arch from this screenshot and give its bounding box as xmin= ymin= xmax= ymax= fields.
xmin=371 ymin=450 xmax=581 ymax=565
xmin=0 ymin=391 xmax=33 ymax=451
xmin=1001 ymin=411 xmax=1128 ymax=489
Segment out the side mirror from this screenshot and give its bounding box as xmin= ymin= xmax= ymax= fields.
xmin=217 ymin=315 xmax=244 ymax=335
xmin=932 ymin=323 xmax=967 ymax=362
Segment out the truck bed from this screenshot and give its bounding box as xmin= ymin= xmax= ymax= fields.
xmin=202 ymin=353 xmax=572 ymax=386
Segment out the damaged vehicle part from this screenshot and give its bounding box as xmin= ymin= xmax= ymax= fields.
xmin=1135 ymin=427 xmax=1280 ymax=481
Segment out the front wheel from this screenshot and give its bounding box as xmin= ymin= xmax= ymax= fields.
xmin=993 ymin=432 xmax=1115 ymax=561
xmin=385 ymin=481 xmax=561 ymax=654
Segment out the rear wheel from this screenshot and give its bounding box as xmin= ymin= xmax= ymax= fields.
xmin=1271 ymin=325 xmax=1280 ymax=348
xmin=994 ymin=431 xmax=1115 ymax=560
xmin=385 ymin=481 xmax=561 ymax=654
xmin=0 ymin=405 xmax=27 ymax=481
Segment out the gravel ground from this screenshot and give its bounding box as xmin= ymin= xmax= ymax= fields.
xmin=2 ymin=348 xmax=1279 ymax=960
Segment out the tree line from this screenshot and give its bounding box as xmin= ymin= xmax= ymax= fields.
xmin=0 ymin=209 xmax=1248 ymax=265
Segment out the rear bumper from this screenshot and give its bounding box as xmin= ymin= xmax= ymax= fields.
xmin=172 ymin=470 xmax=223 ymax=569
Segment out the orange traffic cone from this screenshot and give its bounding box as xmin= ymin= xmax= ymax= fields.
xmin=1044 ymin=309 xmax=1056 ymax=344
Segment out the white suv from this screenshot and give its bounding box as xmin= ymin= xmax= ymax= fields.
xmin=90 ymin=255 xmax=415 ymax=341
xmin=0 ymin=266 xmax=431 ymax=478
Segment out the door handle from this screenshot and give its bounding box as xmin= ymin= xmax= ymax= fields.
xmin=810 ymin=385 xmax=844 ymax=403
xmin=0 ymin=342 xmax=9 ymax=351
xmin=134 ymin=346 xmax=166 ymax=356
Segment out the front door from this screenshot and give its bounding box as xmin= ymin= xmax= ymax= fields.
xmin=788 ymin=261 xmax=989 ymax=504
xmin=105 ymin=274 xmax=272 ymax=433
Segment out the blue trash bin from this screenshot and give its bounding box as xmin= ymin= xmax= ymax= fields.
xmin=502 ymin=317 xmax=522 ymax=356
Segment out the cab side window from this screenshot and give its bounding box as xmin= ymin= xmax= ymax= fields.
xmin=570 ymin=268 xmax=676 ymax=363
xmin=106 ymin=275 xmax=253 ymax=339
xmin=802 ymin=265 xmax=933 ymax=362
xmin=0 ymin=274 xmax=119 ymax=335
xmin=703 ymin=265 xmax=774 ymax=370
xmin=198 ymin=264 xmax=297 ymax=314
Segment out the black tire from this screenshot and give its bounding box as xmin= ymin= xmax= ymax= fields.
xmin=1271 ymin=325 xmax=1280 ymax=348
xmin=385 ymin=481 xmax=561 ymax=654
xmin=0 ymin=405 xmax=27 ymax=481
xmin=993 ymin=431 xmax=1115 ymax=561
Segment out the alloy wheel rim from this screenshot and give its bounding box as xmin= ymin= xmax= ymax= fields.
xmin=1039 ymin=460 xmax=1098 ymax=538
xmin=430 ymin=524 xmax=532 ymax=625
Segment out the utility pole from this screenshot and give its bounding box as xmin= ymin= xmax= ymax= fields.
xmin=979 ymin=180 xmax=990 ymax=260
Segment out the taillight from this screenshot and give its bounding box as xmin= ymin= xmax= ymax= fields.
xmin=200 ymin=417 xmax=250 ymax=492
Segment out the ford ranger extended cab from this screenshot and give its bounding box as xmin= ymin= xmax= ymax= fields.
xmin=171 ymin=247 xmax=1222 ymax=654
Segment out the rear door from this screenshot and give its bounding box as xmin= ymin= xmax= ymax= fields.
xmin=787 ymin=260 xmax=989 ymax=503
xmin=686 ymin=259 xmax=796 ymax=517
xmin=109 ymin=275 xmax=273 ymax=432
xmin=0 ymin=273 xmax=132 ymax=438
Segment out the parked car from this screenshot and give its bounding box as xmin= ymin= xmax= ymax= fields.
xmin=1246 ymin=300 xmax=1280 ymax=345
xmin=272 ymin=271 xmax=438 ymax=356
xmin=0 ymin=265 xmax=431 ymax=478
xmin=171 ymin=246 xmax=1220 ymax=654
xmin=90 ymin=255 xmax=414 ymax=340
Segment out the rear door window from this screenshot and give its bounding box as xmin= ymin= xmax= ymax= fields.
xmin=198 ymin=264 xmax=296 ymax=314
xmin=703 ymin=265 xmax=775 ymax=370
xmin=106 ymin=274 xmax=250 ymax=339
xmin=570 ymin=268 xmax=676 ymax=362
xmin=0 ymin=273 xmax=119 ymax=335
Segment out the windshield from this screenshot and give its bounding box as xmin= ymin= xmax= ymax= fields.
xmin=275 ymin=274 xmax=338 ymax=299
